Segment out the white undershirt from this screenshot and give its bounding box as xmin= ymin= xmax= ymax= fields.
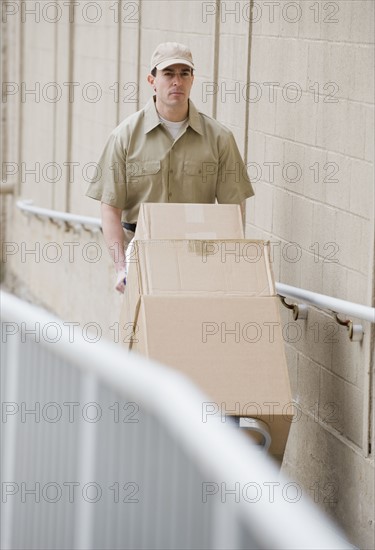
xmin=159 ymin=114 xmax=188 ymax=140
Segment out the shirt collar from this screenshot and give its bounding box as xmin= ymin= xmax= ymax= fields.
xmin=144 ymin=97 xmax=204 ymax=136
xmin=143 ymin=97 xmax=161 ymax=133
xmin=187 ymin=99 xmax=204 ymax=135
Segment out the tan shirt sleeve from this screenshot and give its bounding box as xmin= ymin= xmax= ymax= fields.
xmin=85 ymin=132 xmax=127 ymax=209
xmin=216 ymin=131 xmax=254 ymax=204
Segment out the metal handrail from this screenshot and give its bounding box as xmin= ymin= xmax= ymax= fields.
xmin=1 ymin=290 xmax=355 ymax=550
xmin=276 ymin=282 xmax=375 ymax=324
xmin=16 ymin=199 xmax=101 ymax=230
xmin=16 ymin=199 xmax=375 ymax=324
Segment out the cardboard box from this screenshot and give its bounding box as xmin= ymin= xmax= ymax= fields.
xmin=131 ymin=295 xmax=293 ymax=461
xmin=135 ymin=203 xmax=244 ymax=240
xmin=120 ymin=203 xmax=293 ymax=460
xmin=121 ymin=203 xmax=248 ymax=340
xmin=121 ymin=239 xmax=276 ymax=339
xmin=128 ymin=239 xmax=274 ymax=296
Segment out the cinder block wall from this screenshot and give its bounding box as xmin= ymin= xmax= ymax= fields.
xmin=243 ymin=2 xmax=374 ymax=548
xmin=2 ymin=2 xmax=374 ymax=547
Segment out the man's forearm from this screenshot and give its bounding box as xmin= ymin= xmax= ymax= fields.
xmin=101 ymin=203 xmax=126 ymax=271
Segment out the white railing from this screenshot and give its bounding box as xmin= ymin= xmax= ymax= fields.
xmin=16 ymin=199 xmax=101 ymax=231
xmin=0 ymin=290 xmax=356 ymax=550
xmin=276 ymin=282 xmax=374 ymax=324
xmin=16 ymin=199 xmax=375 ymax=325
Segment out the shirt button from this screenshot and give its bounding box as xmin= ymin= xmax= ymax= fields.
xmin=168 ymin=193 xmax=172 ymax=198
xmin=169 ymin=169 xmax=173 ymax=174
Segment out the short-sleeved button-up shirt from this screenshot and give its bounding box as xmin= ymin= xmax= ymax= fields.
xmin=86 ymin=97 xmax=254 ymax=223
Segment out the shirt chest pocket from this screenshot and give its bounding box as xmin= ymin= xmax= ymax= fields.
xmin=183 ymin=160 xmax=218 ymax=180
xmin=126 ymin=160 xmax=161 ymax=179
xmin=182 ymin=161 xmax=218 ymax=202
xmin=183 ymin=161 xmax=203 ymax=177
xmin=125 ymin=160 xmax=162 ymax=206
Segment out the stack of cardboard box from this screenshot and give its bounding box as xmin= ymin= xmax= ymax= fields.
xmin=121 ymin=203 xmax=293 ymax=461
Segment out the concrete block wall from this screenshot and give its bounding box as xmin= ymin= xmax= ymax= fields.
xmin=1 ymin=2 xmax=374 ymax=548
xmin=243 ymin=1 xmax=374 ymax=547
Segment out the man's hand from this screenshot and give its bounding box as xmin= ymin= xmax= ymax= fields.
xmin=101 ymin=203 xmax=127 ymax=293
xmin=115 ymin=266 xmax=127 ymax=294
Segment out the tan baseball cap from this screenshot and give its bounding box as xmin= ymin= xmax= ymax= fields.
xmin=150 ymin=42 xmax=194 ymax=72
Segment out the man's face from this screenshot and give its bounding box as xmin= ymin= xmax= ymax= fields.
xmin=148 ymin=63 xmax=194 ymax=109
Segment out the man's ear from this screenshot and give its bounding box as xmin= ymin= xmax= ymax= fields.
xmin=147 ymin=74 xmax=155 ymax=89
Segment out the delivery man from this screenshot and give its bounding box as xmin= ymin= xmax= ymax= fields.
xmin=86 ymin=42 xmax=254 ymax=293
